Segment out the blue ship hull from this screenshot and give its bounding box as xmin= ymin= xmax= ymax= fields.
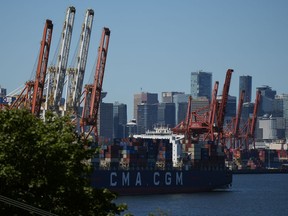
xmin=91 ymin=169 xmax=232 ymax=195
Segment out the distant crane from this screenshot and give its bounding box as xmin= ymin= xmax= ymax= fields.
xmin=80 ymin=27 xmax=111 ymax=143
xmin=217 ymin=69 xmax=233 ymax=144
xmin=10 ymin=20 xmax=53 ymax=117
xmin=246 ymin=90 xmax=261 ymax=148
xmin=44 ymin=6 xmax=75 ymax=115
xmin=172 ymin=69 xmax=233 ymax=146
xmin=64 ymin=9 xmax=94 ymax=116
xmin=238 ymin=90 xmax=261 ymax=149
xmin=223 ymin=90 xmax=245 ymax=148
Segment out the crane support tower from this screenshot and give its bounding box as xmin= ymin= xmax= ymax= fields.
xmin=10 ymin=20 xmax=53 ymax=117
xmin=80 ymin=27 xmax=111 ymax=142
xmin=64 ymin=9 xmax=94 ymax=115
xmin=45 ymin=6 xmax=75 ymax=113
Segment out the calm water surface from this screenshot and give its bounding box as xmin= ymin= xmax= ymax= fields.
xmin=116 ymin=174 xmax=288 ymax=216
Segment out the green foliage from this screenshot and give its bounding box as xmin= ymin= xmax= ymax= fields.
xmin=0 ymin=109 xmax=127 ymax=215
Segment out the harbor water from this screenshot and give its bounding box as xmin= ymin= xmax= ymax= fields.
xmin=116 ymin=174 xmax=288 ymax=216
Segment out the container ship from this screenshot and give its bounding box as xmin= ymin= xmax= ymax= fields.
xmin=90 ymin=127 xmax=232 ymax=195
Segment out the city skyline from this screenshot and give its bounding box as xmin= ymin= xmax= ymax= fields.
xmin=0 ymin=1 xmax=287 ymax=119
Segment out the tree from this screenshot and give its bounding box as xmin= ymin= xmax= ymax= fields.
xmin=0 ymin=109 xmax=127 ymax=215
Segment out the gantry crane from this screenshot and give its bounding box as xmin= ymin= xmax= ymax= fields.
xmin=172 ymin=69 xmax=233 ymax=146
xmin=10 ymin=20 xmax=53 ymax=117
xmin=246 ymin=90 xmax=261 ymax=148
xmin=238 ymin=90 xmax=261 ymax=149
xmin=44 ymin=6 xmax=75 ymax=114
xmin=64 ymin=9 xmax=94 ymax=116
xmin=217 ymin=69 xmax=233 ymax=143
xmin=205 ymin=81 xmax=219 ymax=141
xmin=80 ymin=27 xmax=111 ymax=142
xmin=233 ymin=90 xmax=245 ymax=148
xmin=223 ymin=90 xmax=245 ymax=148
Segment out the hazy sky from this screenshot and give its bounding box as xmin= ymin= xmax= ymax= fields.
xmin=0 ymin=0 xmax=287 ymax=119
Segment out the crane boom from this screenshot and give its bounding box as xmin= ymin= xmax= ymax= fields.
xmin=234 ymin=90 xmax=245 ymax=136
xmin=64 ymin=9 xmax=94 ymax=114
xmin=217 ymin=69 xmax=233 ymax=134
xmin=80 ymin=27 xmax=111 ymax=141
xmin=32 ymin=19 xmax=53 ymax=117
xmin=250 ymin=90 xmax=261 ymax=137
xmin=207 ymin=81 xmax=219 ymax=141
xmin=45 ymin=6 xmax=75 ymax=113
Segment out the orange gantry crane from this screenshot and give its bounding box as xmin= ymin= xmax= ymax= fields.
xmin=10 ymin=20 xmax=53 ymax=117
xmin=240 ymin=90 xmax=261 ymax=149
xmin=223 ymin=90 xmax=245 ymax=148
xmin=217 ymin=69 xmax=233 ymax=144
xmin=80 ymin=27 xmax=111 ymax=142
xmin=172 ymin=69 xmax=233 ymax=146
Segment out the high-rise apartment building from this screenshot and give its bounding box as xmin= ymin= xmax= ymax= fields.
xmin=239 ymin=75 xmax=252 ymax=103
xmin=191 ymin=71 xmax=212 ymax=101
xmin=133 ymin=92 xmax=158 ymax=120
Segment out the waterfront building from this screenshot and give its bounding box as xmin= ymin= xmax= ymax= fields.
xmin=257 ymin=116 xmax=285 ymax=140
xmin=191 ymin=71 xmax=212 ymax=101
xmin=239 ymin=75 xmax=252 ymax=103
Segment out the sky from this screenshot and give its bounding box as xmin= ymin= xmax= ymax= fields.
xmin=0 ymin=0 xmax=287 ymax=119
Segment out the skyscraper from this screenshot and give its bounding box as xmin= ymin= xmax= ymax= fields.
xmin=157 ymin=103 xmax=175 ymax=127
xmin=0 ymin=86 xmax=6 ymax=97
xmin=173 ymin=93 xmax=190 ymax=124
xmin=137 ymin=103 xmax=158 ymax=134
xmin=99 ymin=102 xmax=113 ymax=140
xmin=113 ymin=102 xmax=127 ymax=138
xmin=191 ymin=71 xmax=212 ymax=101
xmin=133 ymin=92 xmax=158 ymax=120
xmin=161 ymin=92 xmax=184 ymax=103
xmin=239 ymin=75 xmax=252 ymax=103
xmin=98 ymin=92 xmax=113 ymax=141
xmin=256 ymin=85 xmax=277 ymax=116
